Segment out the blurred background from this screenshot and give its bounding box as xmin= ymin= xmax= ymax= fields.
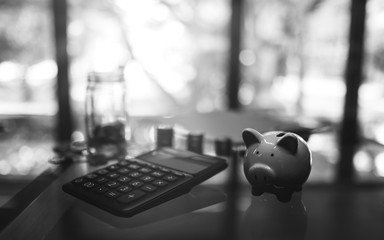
xmin=1 ymin=0 xmax=384 ymax=188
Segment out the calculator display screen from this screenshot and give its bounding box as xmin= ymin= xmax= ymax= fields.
xmin=142 ymin=155 xmax=210 ymax=174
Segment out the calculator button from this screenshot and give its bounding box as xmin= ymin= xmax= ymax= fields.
xmin=73 ymin=178 xmax=85 ymax=184
xmin=105 ymin=191 xmax=120 ymax=198
xmin=172 ymin=171 xmax=185 ymax=177
xmin=139 ymin=167 xmax=152 ymax=174
xmin=128 ymin=172 xmax=143 ymax=178
xmin=85 ymin=173 xmax=98 ymax=179
xmin=128 ymin=164 xmax=141 ymax=170
xmin=129 ymin=180 xmax=144 ymax=188
xmin=152 ymin=180 xmax=168 ymax=187
xmin=96 ymin=169 xmax=109 ymax=175
xmin=83 ymin=182 xmax=95 ymax=188
xmin=141 ymin=185 xmax=157 ymax=192
xmin=117 ymin=190 xmax=145 ymax=204
xmin=117 ymin=176 xmax=131 ymax=183
xmin=140 ymin=176 xmax=154 ymax=182
xmin=117 ymin=168 xmax=130 ymax=174
xmin=163 ymin=174 xmax=178 ymax=182
xmin=130 ymin=160 xmax=143 ymax=165
xmin=159 ymin=167 xmax=171 ymax=173
xmin=107 ymin=164 xmax=120 ymax=171
xmin=117 ymin=185 xmax=132 ymax=193
xmin=118 ymin=160 xmax=129 ymax=166
xmin=146 ymin=164 xmax=157 ymax=169
xmin=106 ymin=181 xmax=120 ymax=188
xmin=151 ymin=171 xmax=165 ymax=178
xmin=93 ymin=186 xmax=108 ymax=193
xmin=95 ymin=177 xmax=108 ymax=184
xmin=107 ymin=173 xmax=120 ymax=179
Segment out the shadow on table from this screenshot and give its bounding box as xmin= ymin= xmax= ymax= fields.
xmin=46 ymin=184 xmax=226 ymax=240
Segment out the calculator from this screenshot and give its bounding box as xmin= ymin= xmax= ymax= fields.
xmin=62 ymin=147 xmax=228 ymax=217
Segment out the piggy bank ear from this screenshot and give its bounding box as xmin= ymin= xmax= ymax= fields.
xmin=277 ymin=134 xmax=298 ymax=155
xmin=242 ymin=128 xmax=263 ymax=148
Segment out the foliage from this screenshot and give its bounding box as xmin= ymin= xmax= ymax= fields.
xmin=0 ymin=0 xmax=53 ymax=64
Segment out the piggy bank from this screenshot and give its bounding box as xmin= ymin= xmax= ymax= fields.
xmin=242 ymin=128 xmax=312 ymax=202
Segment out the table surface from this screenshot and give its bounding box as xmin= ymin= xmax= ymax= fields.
xmin=1 ymin=111 xmax=384 ymax=240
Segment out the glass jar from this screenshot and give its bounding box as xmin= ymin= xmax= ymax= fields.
xmin=85 ymin=69 xmax=129 ymax=163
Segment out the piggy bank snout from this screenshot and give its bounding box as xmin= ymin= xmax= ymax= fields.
xmin=247 ymin=164 xmax=276 ymax=186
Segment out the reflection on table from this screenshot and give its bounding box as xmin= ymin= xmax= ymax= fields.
xmin=1 ymin=111 xmax=384 ymax=240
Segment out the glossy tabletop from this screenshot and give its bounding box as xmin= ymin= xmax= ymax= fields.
xmin=1 ymin=111 xmax=384 ymax=240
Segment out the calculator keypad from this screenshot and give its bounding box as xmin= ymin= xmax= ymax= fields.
xmin=63 ymin=148 xmax=229 ymax=218
xmin=71 ymin=158 xmax=190 ymax=211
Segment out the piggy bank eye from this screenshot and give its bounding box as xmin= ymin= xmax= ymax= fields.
xmin=253 ymin=150 xmax=261 ymax=155
xmin=270 ymin=153 xmax=274 ymax=157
